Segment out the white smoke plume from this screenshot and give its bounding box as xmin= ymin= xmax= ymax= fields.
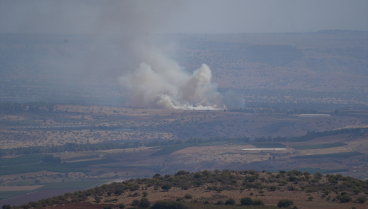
xmin=118 ymin=44 xmax=225 ymax=110
xmin=1 ymin=0 xmax=243 ymax=110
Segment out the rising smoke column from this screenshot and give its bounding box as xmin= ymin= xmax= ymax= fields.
xmin=1 ymin=1 xmax=243 ymax=109
xmin=111 ymin=1 xmax=228 ymax=110
xmin=118 ymin=42 xmax=226 ymax=110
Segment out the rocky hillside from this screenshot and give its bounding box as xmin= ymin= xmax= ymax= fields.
xmin=5 ymin=169 xmax=368 ymax=209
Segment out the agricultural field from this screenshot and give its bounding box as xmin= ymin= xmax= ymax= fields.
xmin=1 ymin=120 xmax=367 ymax=206
xmin=1 ymin=104 xmax=367 ymax=149
xmin=1 ymin=104 xmax=368 ymax=202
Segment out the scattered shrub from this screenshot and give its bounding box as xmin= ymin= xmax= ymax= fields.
xmin=340 ymin=194 xmax=352 ymax=203
xmin=194 ymin=181 xmax=203 ymax=186
xmin=215 ymin=187 xmax=224 ymax=193
xmin=241 ymin=197 xmax=253 ymax=205
xmin=253 ymin=199 xmax=264 ymax=205
xmin=356 ymin=196 xmax=367 ymax=203
xmin=216 ymin=200 xmax=224 ymax=205
xmin=279 ymin=180 xmax=288 ymax=186
xmin=270 ymin=185 xmax=277 ymax=191
xmin=194 ymin=173 xmax=202 ymax=178
xmin=225 ymin=198 xmax=235 ymax=205
xmin=175 ymin=170 xmax=189 ymax=176
xmin=131 ymin=199 xmax=140 ymax=206
xmin=288 ymin=176 xmax=297 ymax=182
xmin=184 ymin=194 xmax=193 ymax=199
xmin=202 ymin=170 xmax=211 ymax=176
xmin=181 ymin=185 xmax=189 ymax=190
xmin=128 ymin=192 xmax=139 ymax=197
xmin=161 ymin=184 xmax=171 ymax=191
xmin=94 ymin=196 xmax=102 ymax=203
xmin=353 ymin=188 xmax=361 ymax=194
xmin=277 ymin=199 xmax=293 ymax=208
xmin=139 ymin=197 xmax=150 ymax=208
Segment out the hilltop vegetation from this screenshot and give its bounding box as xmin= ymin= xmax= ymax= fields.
xmin=5 ymin=169 xmax=368 ymax=209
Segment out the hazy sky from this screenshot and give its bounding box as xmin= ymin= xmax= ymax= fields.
xmin=172 ymin=0 xmax=368 ymax=33
xmin=1 ymin=0 xmax=367 ymax=34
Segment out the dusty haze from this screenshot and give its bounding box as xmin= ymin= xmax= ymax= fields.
xmin=0 ymin=0 xmax=242 ymax=109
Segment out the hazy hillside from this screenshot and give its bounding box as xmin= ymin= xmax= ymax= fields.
xmin=4 ymin=169 xmax=368 ymax=209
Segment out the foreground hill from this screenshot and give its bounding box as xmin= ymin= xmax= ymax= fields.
xmin=6 ymin=169 xmax=368 ymax=209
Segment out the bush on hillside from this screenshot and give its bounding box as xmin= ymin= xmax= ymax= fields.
xmin=253 ymin=199 xmax=264 ymax=205
xmin=241 ymin=197 xmax=253 ymax=205
xmin=225 ymin=198 xmax=235 ymax=205
xmin=340 ymin=194 xmax=352 ymax=203
xmin=277 ymin=199 xmax=293 ymax=208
